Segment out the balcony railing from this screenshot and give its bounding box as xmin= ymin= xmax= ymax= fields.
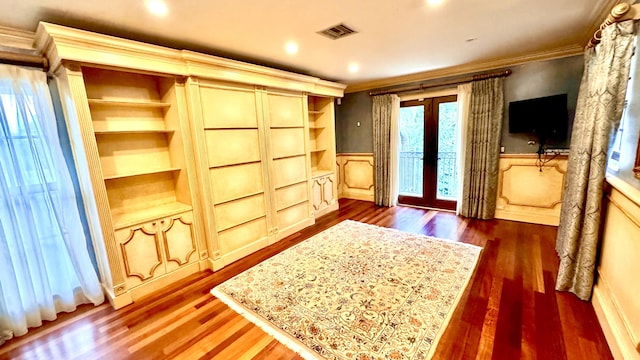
xmin=399 ymin=151 xmax=458 ymax=199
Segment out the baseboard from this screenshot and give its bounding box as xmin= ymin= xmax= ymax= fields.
xmin=340 ymin=192 xmax=374 ymax=202
xmin=212 ymin=236 xmax=271 ymax=271
xmin=592 ymin=275 xmax=640 ymax=360
xmin=103 ymin=284 xmax=132 ymax=310
xmin=494 ymin=209 xmax=559 ymax=226
xmin=273 ymin=217 xmax=315 ymax=242
xmin=314 ymin=201 xmax=339 ymax=218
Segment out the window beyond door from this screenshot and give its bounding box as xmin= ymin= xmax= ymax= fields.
xmin=398 ymin=95 xmax=458 ymax=210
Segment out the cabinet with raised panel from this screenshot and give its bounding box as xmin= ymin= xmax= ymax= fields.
xmin=186 ymin=80 xmax=313 ymax=269
xmin=115 ymin=212 xmax=197 ymax=291
xmin=307 ymin=95 xmax=338 ymax=217
xmin=311 ymin=173 xmax=337 ymax=218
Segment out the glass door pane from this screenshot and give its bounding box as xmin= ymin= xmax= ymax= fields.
xmin=398 ymin=105 xmax=424 ymax=197
xmin=436 ymin=101 xmax=458 ymax=200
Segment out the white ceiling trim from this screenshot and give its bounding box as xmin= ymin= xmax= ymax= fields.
xmin=0 ymin=25 xmax=36 ymax=52
xmin=346 ymin=44 xmax=584 ymax=93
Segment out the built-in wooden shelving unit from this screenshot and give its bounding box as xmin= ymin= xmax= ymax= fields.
xmin=83 ymin=67 xmax=194 ymax=230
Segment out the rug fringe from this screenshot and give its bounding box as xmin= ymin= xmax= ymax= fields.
xmin=211 ymin=288 xmax=322 ymax=360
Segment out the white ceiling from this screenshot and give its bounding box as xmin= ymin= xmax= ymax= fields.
xmin=0 ymin=0 xmax=610 ymax=86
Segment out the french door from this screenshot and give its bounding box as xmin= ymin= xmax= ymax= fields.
xmin=397 ymin=95 xmax=458 ymax=210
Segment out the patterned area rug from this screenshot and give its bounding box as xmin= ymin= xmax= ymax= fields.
xmin=211 ymin=220 xmax=481 ymax=359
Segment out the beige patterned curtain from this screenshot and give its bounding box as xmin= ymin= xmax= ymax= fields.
xmin=372 ymin=94 xmax=400 ymax=206
xmin=556 ymin=21 xmax=636 ymax=301
xmin=459 ymin=78 xmax=504 ymax=219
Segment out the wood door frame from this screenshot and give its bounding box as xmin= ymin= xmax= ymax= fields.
xmin=397 ymin=95 xmax=457 ymax=211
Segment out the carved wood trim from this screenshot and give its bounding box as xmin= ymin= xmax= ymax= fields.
xmin=312 ymin=177 xmax=325 ymax=211
xmin=120 ymin=226 xmax=163 ymax=281
xmin=162 ymin=216 xmax=197 ymax=266
xmin=323 ymin=176 xmax=335 ymax=206
xmin=498 ymin=163 xmax=566 ymax=209
xmin=343 ymin=159 xmax=375 ymax=190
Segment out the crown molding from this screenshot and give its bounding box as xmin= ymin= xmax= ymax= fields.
xmin=345 ymin=45 xmax=584 ymax=94
xmin=182 ymin=50 xmax=345 ymax=97
xmin=35 ymin=22 xmax=185 ymax=76
xmin=0 ymin=25 xmax=36 ymax=52
xmin=35 ymin=22 xmax=345 ymax=97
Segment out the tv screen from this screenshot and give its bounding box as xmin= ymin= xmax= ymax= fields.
xmin=509 ymin=94 xmax=568 ymax=141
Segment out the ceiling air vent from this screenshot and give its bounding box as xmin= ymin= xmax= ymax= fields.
xmin=317 ymin=23 xmax=357 ymax=40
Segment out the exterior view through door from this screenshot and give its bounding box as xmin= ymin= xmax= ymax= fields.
xmin=398 ymin=95 xmax=458 ymax=210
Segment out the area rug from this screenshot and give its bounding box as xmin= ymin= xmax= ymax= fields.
xmin=211 ymin=220 xmax=481 ymax=359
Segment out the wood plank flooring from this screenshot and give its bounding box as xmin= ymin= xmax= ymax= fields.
xmin=0 ymin=199 xmax=613 ymax=359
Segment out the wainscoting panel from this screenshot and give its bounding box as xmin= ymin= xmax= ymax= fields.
xmin=494 ymin=154 xmax=567 ymax=226
xmin=336 ymin=153 xmax=374 ymax=202
xmin=592 ymin=176 xmax=640 ymax=360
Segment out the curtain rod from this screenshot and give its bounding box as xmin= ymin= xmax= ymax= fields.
xmin=0 ymin=51 xmax=48 ymax=71
xmin=368 ymin=69 xmax=512 ymax=96
xmin=588 ymin=2 xmax=640 ymax=48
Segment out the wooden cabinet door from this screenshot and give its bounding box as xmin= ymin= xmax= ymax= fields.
xmin=322 ymin=174 xmax=336 ymax=207
xmin=311 ymin=174 xmax=337 ymax=218
xmin=115 ymin=221 xmax=165 ymax=290
xmin=160 ymin=212 xmax=197 ymax=273
xmin=312 ymin=176 xmax=324 ymax=211
xmin=265 ymin=90 xmax=312 ymax=239
xmin=194 ymin=81 xmax=270 ymax=266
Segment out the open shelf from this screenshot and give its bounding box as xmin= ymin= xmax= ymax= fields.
xmin=309 ymin=125 xmax=326 ymax=130
xmin=94 ymin=129 xmax=175 ymax=135
xmin=270 ymin=125 xmax=305 ymax=129
xmin=88 ymin=98 xmax=172 ymax=108
xmin=111 ymin=201 xmax=192 ymax=229
xmin=103 ymin=167 xmax=181 ymax=180
xmin=308 ymin=110 xmax=324 ymax=115
xmin=311 ymin=169 xmax=333 ymax=178
xmin=310 ymin=149 xmax=327 ymax=153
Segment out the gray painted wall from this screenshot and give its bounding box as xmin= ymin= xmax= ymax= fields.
xmin=335 ymin=90 xmax=373 ymax=153
xmin=502 ymin=55 xmax=583 ymax=153
xmin=335 ymin=55 xmax=584 ymax=154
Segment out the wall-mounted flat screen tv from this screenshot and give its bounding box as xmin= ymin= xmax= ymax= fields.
xmin=509 ymin=94 xmax=568 ymax=141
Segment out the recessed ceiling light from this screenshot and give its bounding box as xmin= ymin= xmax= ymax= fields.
xmin=427 ymin=0 xmax=444 ymax=6
xmin=145 ymin=0 xmax=168 ymax=16
xmin=348 ymin=63 xmax=360 ymax=73
xmin=285 ymin=41 xmax=299 ymax=55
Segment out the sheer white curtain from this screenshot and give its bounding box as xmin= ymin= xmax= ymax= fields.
xmin=0 ymin=65 xmax=104 ymax=345
xmin=456 ymin=83 xmax=472 ymax=215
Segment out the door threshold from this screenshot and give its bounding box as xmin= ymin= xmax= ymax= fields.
xmin=397 ymin=203 xmax=456 ymax=213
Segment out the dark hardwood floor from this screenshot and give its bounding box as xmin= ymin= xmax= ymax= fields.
xmin=0 ymin=199 xmax=612 ymax=359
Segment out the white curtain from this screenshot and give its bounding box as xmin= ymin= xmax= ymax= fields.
xmin=456 ymin=83 xmax=472 ymax=215
xmin=0 ymin=65 xmax=104 ymax=345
